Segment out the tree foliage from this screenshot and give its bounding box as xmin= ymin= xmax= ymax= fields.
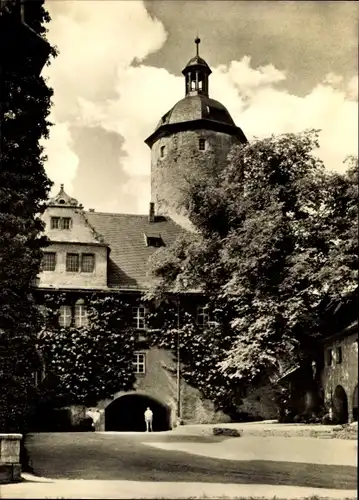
xmin=146 ymin=130 xmax=358 ymax=409
xmin=0 ymin=0 xmax=55 ymax=432
xmin=37 ymin=294 xmax=137 ymax=407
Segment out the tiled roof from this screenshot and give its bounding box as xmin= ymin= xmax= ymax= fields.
xmin=86 ymin=212 xmax=186 ymax=290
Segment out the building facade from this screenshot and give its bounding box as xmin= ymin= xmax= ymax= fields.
xmin=32 ymin=40 xmax=254 ymax=431
xmin=321 ymin=321 xmax=358 ymax=424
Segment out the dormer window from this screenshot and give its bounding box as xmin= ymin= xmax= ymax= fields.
xmin=144 ymin=232 xmax=164 ymax=248
xmin=199 ymin=138 xmax=206 ymax=151
xmin=160 ymin=145 xmax=165 ymax=158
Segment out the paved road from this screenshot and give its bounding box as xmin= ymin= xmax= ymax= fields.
xmin=24 ymin=432 xmax=357 ymax=489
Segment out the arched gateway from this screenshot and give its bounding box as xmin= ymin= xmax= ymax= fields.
xmin=333 ymin=385 xmax=349 ymax=424
xmin=104 ymin=392 xmax=172 ymax=432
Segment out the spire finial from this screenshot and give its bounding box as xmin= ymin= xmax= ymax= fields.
xmin=195 ymin=35 xmax=200 ymax=57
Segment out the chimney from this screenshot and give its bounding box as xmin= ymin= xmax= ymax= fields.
xmin=149 ymin=202 xmax=155 ymax=222
xmin=89 ymin=208 xmax=95 ymax=213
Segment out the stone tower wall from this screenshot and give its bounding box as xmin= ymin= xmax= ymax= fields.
xmin=151 ymin=129 xmax=240 ymax=216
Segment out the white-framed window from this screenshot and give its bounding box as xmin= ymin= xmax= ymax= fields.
xmin=59 ymin=305 xmax=72 ymax=327
xmin=197 ymin=305 xmax=210 ymax=327
xmin=42 ymin=252 xmax=56 ymax=271
xmin=66 ymin=253 xmax=79 ymax=272
xmin=132 ymin=306 xmax=147 ymax=330
xmin=81 ymin=253 xmax=95 ymax=273
xmin=133 ymin=352 xmax=146 ymax=374
xmin=74 ymin=304 xmax=89 ymax=328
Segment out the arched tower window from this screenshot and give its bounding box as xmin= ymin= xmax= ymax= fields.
xmin=160 ymin=145 xmax=165 ymax=158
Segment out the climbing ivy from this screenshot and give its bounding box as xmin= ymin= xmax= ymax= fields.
xmin=37 ymin=292 xmax=138 ymax=406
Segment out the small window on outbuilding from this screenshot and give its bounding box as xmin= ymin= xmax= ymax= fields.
xmin=336 ymin=346 xmax=342 ymax=364
xmin=160 ymin=145 xmax=165 ymax=158
xmin=199 ymin=138 xmax=206 ymax=151
xmin=326 ymin=348 xmax=333 ymax=366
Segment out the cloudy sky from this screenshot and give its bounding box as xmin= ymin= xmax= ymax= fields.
xmin=42 ymin=0 xmax=358 ymax=214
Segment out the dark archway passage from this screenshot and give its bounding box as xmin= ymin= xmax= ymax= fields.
xmin=333 ymin=385 xmax=349 ymax=424
xmin=105 ymin=394 xmax=171 ymax=432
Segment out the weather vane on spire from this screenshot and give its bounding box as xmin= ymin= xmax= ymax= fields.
xmin=195 ymin=35 xmax=201 ymax=57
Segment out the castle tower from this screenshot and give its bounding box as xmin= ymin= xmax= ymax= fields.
xmin=145 ymin=37 xmax=247 ymax=217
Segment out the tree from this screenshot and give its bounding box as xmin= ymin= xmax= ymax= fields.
xmin=146 ymin=130 xmax=358 ymax=411
xmin=36 ymin=293 xmax=137 ymax=408
xmin=0 ymin=0 xmax=56 ymax=432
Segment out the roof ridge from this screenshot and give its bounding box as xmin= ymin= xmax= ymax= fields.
xmin=86 ymin=211 xmax=152 ymax=218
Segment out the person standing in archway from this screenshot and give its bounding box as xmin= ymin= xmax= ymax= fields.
xmin=144 ymin=407 xmax=153 ymax=432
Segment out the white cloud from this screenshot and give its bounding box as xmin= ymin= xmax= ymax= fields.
xmin=40 ymin=122 xmax=78 ymax=192
xmin=347 ymin=75 xmax=358 ymax=100
xmin=42 ymin=0 xmax=358 ymax=212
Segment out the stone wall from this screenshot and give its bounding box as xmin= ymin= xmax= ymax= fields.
xmin=0 ymin=434 xmax=22 ymax=484
xmin=151 ymin=129 xmax=240 ymax=216
xmin=321 ymin=331 xmax=358 ymax=422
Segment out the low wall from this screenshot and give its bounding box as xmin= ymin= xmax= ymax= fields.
xmin=0 ymin=434 xmax=22 ymax=484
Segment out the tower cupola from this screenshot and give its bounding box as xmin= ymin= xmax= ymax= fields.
xmin=145 ymin=38 xmax=247 ymax=219
xmin=182 ymin=37 xmax=212 ymax=97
